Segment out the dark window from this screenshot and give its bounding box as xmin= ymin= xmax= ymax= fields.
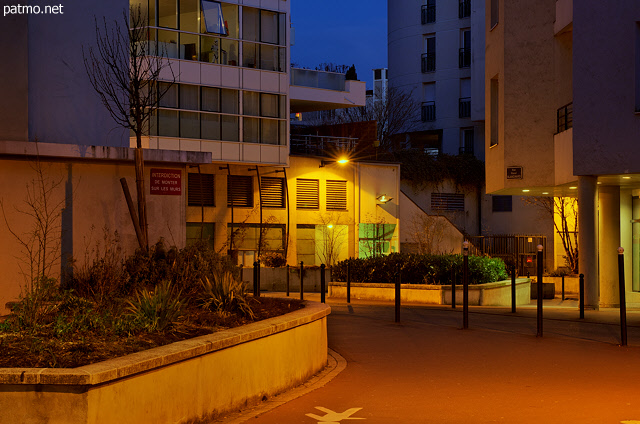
xmin=459 ymin=97 xmax=471 ymax=118
xmin=431 ymin=193 xmax=464 ymax=211
xmin=459 ymin=0 xmax=471 ymax=18
xmin=375 ymin=69 xmax=382 ymax=80
xmin=188 ymin=173 xmax=215 ymax=206
xmin=422 ymin=101 xmax=436 ymax=122
xmin=227 ymin=175 xmax=253 ymax=207
xmin=422 ymin=0 xmax=436 ymax=24
xmin=459 ymin=31 xmax=471 ymax=68
xmin=492 ymin=195 xmax=512 ymax=212
xmin=326 ymin=180 xmax=347 ymax=211
xmin=460 ymin=128 xmax=474 ymax=155
xmin=421 ymin=37 xmax=436 ymax=72
xmin=261 ymin=177 xmax=286 ymax=208
xmin=491 ymin=0 xmax=499 ymax=27
xmin=296 ymin=179 xmax=319 ymax=209
xmin=186 ymin=222 xmax=215 ymax=248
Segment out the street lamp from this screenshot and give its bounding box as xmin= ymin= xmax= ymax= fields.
xmin=320 ymin=157 xmax=350 ymax=168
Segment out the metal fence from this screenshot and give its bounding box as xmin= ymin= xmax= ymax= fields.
xmin=465 ymin=234 xmax=547 ymax=276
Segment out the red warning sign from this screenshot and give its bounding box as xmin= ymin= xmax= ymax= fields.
xmin=150 ymin=169 xmax=182 ymax=195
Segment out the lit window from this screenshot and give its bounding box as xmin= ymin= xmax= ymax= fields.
xmin=201 ymin=0 xmax=227 ymax=35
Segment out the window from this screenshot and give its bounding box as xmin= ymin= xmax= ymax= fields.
xmin=459 ymin=30 xmax=470 ymax=68
xmin=188 ymin=173 xmax=215 ymax=206
xmin=459 ymin=0 xmax=471 ymax=18
xmin=227 ymin=175 xmax=253 ymax=207
xmin=158 ymin=0 xmax=177 ymax=29
xmin=358 ymin=223 xmax=397 ymax=259
xmin=490 ymin=77 xmax=499 ymax=147
xmin=186 ymin=222 xmax=215 ymax=248
xmin=201 ymin=0 xmax=227 ymax=35
xmin=459 ymin=78 xmax=471 ymax=118
xmin=422 ymin=82 xmax=436 ymax=122
xmin=326 ymin=180 xmax=347 ymax=211
xmin=460 ymin=128 xmax=474 ymax=155
xmin=492 ymin=195 xmax=512 ymax=212
xmin=422 ymin=0 xmax=435 ymax=24
xmin=431 ymin=193 xmax=464 ymax=211
xmin=422 ymin=36 xmax=436 ymax=72
xmin=374 ymin=69 xmax=382 ymax=80
xmin=261 ymin=177 xmax=285 ymax=208
xmin=296 ymin=179 xmax=319 ymax=209
xmin=491 ymin=0 xmax=499 ymax=28
xmin=228 ymin=223 xmax=285 ymax=251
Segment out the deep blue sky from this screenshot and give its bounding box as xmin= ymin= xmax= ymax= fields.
xmin=290 ymin=1 xmax=388 ymax=90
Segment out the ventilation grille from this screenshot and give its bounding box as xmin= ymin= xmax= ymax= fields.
xmin=326 ymin=180 xmax=347 ymax=210
xmin=296 ymin=179 xmax=319 ymax=209
xmin=261 ymin=177 xmax=285 ymax=208
xmin=187 ymin=173 xmax=215 ymax=206
xmin=431 ymin=193 xmax=464 ymax=211
xmin=227 ymin=175 xmax=253 ymax=207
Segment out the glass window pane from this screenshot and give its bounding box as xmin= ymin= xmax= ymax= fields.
xmin=221 ymin=89 xmax=238 ymax=114
xmin=279 ymin=95 xmax=286 ymax=118
xmin=180 ymin=111 xmax=200 ymax=138
xmin=201 ymin=0 xmax=227 ymax=35
xmin=159 ymin=82 xmax=178 ymax=108
xmin=158 ymin=0 xmax=177 ymax=28
xmin=244 ymin=117 xmax=259 ymax=143
xmin=260 ymin=44 xmax=278 ymax=71
xmin=243 ymin=42 xmax=257 ymax=68
xmin=201 ymin=113 xmax=221 ymax=140
xmin=221 ymin=3 xmax=238 ymax=38
xmin=220 ymin=39 xmax=239 ymax=66
xmin=180 ymin=32 xmax=199 ymax=61
xmin=158 ymin=109 xmax=179 ymax=137
xmin=261 ymin=119 xmax=278 ymax=144
xmin=261 ymin=10 xmax=278 ymax=44
xmin=279 ymin=13 xmax=286 ymax=45
xmin=278 ymin=47 xmax=286 ymax=72
xmin=243 ymin=91 xmax=260 ymax=116
xmin=222 ymin=116 xmax=239 ymax=141
xmin=201 ymin=86 xmax=220 ymax=112
xmin=180 ymin=84 xmax=199 ymax=110
xmin=200 ymin=36 xmax=219 ymax=63
xmin=279 ymin=120 xmax=286 ymax=145
xmin=150 ymin=110 xmax=158 ymax=136
xmin=242 ymin=7 xmax=259 ymax=41
xmin=149 ymin=0 xmax=156 ymax=26
xmin=158 ymin=30 xmax=179 ymax=59
xmin=261 ymin=93 xmax=278 ymax=117
xmin=130 ymin=0 xmax=149 ymax=27
xmin=179 ymin=0 xmax=199 ymax=32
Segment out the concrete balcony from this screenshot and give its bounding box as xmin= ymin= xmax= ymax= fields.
xmin=290 ymin=68 xmax=366 ymax=113
xmin=554 ymin=0 xmax=573 ymax=35
xmin=554 ymin=127 xmax=575 ymax=186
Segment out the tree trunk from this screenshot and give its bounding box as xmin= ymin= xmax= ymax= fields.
xmin=134 ymin=147 xmax=148 ymax=251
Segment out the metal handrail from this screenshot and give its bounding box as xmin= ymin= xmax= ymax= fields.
xmin=421 ymin=52 xmax=436 ymax=73
xmin=557 ymin=102 xmax=573 ymax=133
xmin=459 ymin=97 xmax=471 ymax=118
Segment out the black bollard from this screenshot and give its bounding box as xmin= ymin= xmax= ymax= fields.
xmin=451 ymin=267 xmax=456 ymax=309
xmin=561 ymin=274 xmax=565 ymax=301
xmin=579 ymin=273 xmax=585 ymax=319
xmin=320 ymin=264 xmax=326 ymax=303
xmin=253 ymin=261 xmax=259 ymax=297
xmin=618 ymin=247 xmax=628 ymax=346
xmin=347 ymin=260 xmax=351 ymax=304
xmin=300 ymin=261 xmax=304 ymax=301
xmin=511 ymin=264 xmax=516 ymax=313
xmin=536 ymin=245 xmax=543 ymax=337
xmin=286 ymin=264 xmax=290 ymax=297
xmin=395 ymin=265 xmax=401 ymax=323
xmin=256 ymin=260 xmax=261 ymax=297
xmin=463 ymin=242 xmax=469 ymax=329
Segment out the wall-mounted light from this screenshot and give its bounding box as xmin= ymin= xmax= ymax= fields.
xmin=376 ymin=194 xmax=393 ymax=204
xmin=320 ymin=157 xmax=350 ymax=168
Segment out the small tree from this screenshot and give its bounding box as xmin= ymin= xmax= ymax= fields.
xmin=315 ymin=213 xmax=350 ymax=266
xmin=407 ymin=213 xmax=451 ymax=255
xmin=83 ymin=6 xmax=175 ymax=251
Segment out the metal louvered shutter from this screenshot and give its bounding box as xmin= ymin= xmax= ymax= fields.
xmin=296 ymin=179 xmax=319 ymax=209
xmin=326 ymin=180 xmax=347 ymax=210
xmin=261 ymin=177 xmax=285 ymax=208
xmin=187 ymin=173 xmax=215 ymax=206
xmin=431 ymin=193 xmax=464 ymax=211
xmin=227 ymin=175 xmax=253 ymax=207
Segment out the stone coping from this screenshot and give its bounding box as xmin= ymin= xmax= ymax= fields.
xmin=329 ymin=279 xmax=530 ymax=290
xmin=0 ymin=301 xmax=330 ymax=387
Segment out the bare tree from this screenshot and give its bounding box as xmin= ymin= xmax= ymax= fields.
xmin=407 ymin=213 xmax=451 ymax=255
xmin=83 ymin=5 xmax=175 ymax=251
xmin=524 ymin=196 xmax=578 ymax=273
xmin=315 ymin=213 xmax=351 ymax=266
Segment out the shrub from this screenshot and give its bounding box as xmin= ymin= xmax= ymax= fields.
xmin=260 ymin=251 xmax=287 ymax=268
xmin=126 ymin=280 xmax=185 ymax=332
xmin=332 ymin=253 xmax=509 ymax=286
xmin=199 ymin=272 xmax=254 ymax=319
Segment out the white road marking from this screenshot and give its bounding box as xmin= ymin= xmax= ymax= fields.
xmin=306 ymin=407 xmax=365 ymax=422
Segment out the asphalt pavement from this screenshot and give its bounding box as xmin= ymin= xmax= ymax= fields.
xmin=217 ymin=294 xmax=640 ymax=424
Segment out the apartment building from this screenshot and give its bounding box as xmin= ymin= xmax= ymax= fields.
xmin=485 ymin=0 xmax=640 ymax=307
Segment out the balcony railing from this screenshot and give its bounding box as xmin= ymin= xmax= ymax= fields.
xmin=421 ymin=53 xmax=436 ymax=73
xmin=290 ymin=68 xmax=346 ymax=91
xmin=459 ymin=97 xmax=471 ymax=118
xmin=459 ymin=145 xmax=474 ymax=156
xmin=421 ymin=4 xmax=436 ymax=24
xmin=459 ymin=0 xmax=471 ymax=18
xmin=459 ymin=47 xmax=471 ymax=68
xmin=290 ymin=134 xmax=358 ymax=158
xmin=557 ymin=102 xmax=573 ymax=133
xmin=421 ymin=101 xmax=436 ymax=122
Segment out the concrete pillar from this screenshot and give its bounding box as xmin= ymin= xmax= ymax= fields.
xmin=598 ymin=185 xmax=620 ymax=307
xmin=621 ymin=189 xmax=633 ymax=295
xmin=633 ymin=196 xmax=640 ymax=292
xmin=578 ymin=176 xmax=598 ymax=308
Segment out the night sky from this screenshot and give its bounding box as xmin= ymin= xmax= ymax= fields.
xmin=290 ymin=0 xmax=388 ymax=89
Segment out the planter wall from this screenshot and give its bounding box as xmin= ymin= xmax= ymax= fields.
xmin=329 ymin=279 xmax=531 ymax=306
xmin=0 ymin=302 xmax=330 ymax=424
xmin=544 ymin=276 xmax=579 ymax=295
xmin=242 ymin=267 xmax=332 ymax=292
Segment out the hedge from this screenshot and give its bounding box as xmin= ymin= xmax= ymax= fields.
xmin=331 ymin=253 xmax=509 ymax=286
